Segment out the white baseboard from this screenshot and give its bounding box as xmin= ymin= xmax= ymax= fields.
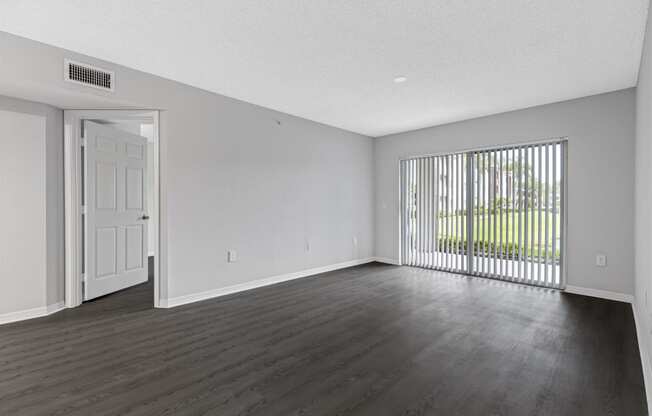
xmin=564 ymin=285 xmax=634 ymax=303
xmin=372 ymin=257 xmax=401 ymax=265
xmin=160 ymin=257 xmax=376 ymax=308
xmin=0 ymin=301 xmax=65 ymax=325
xmin=633 ymin=300 xmax=652 ymax=413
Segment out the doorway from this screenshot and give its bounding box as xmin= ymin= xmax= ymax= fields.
xmin=64 ymin=110 xmax=161 ymax=308
xmin=399 ymin=139 xmax=567 ymax=289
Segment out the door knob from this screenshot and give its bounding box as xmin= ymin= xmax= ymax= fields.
xmin=141 ymin=215 xmax=150 ymax=220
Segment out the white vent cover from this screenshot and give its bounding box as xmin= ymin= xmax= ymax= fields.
xmin=64 ymin=59 xmax=114 ymax=91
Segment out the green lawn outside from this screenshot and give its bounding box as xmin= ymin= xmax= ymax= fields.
xmin=420 ymin=211 xmax=561 ymax=259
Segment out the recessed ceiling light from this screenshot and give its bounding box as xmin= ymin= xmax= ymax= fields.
xmin=393 ymin=76 xmax=407 ymax=83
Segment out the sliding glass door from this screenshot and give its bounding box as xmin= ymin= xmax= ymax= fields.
xmin=400 ymin=140 xmax=566 ymax=289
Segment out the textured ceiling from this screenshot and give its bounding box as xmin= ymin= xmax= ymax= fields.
xmin=0 ymin=0 xmax=649 ymax=136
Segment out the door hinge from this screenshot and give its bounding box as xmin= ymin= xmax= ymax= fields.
xmin=81 ymin=136 xmax=87 ymax=147
xmin=81 ymin=205 xmax=87 ymax=215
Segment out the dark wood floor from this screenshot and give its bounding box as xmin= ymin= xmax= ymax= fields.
xmin=0 ymin=263 xmax=646 ymax=415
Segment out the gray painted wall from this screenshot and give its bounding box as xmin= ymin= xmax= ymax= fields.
xmin=375 ymin=89 xmax=636 ymax=295
xmin=0 ymin=30 xmax=638 ymax=317
xmin=635 ymin=7 xmax=652 ymax=401
xmin=0 ymin=96 xmax=63 ymax=313
xmin=0 ymin=32 xmax=374 ymax=305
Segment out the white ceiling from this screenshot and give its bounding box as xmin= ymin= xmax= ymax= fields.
xmin=0 ymin=1 xmax=649 ymax=137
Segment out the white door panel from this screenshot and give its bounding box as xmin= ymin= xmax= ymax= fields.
xmin=84 ymin=121 xmax=148 ymax=300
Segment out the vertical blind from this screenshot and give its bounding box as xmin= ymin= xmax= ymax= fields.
xmin=400 ymin=140 xmax=566 ymax=289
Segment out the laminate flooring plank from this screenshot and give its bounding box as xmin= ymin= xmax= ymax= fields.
xmin=0 ymin=262 xmax=646 ymax=416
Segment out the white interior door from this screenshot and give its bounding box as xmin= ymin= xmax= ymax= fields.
xmin=84 ymin=121 xmax=148 ymax=300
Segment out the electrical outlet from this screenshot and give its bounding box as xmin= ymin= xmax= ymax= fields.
xmin=305 ymin=241 xmax=311 ymax=252
xmin=353 ymin=236 xmax=358 ymax=247
xmin=228 ymin=250 xmax=238 ymax=263
xmin=595 ymin=254 xmax=607 ymax=267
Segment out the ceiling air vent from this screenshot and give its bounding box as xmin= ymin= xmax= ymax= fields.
xmin=64 ymin=59 xmax=114 ymax=92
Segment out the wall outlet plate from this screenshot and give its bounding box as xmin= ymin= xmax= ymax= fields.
xmin=228 ymin=250 xmax=238 ymax=263
xmin=596 ymin=254 xmax=607 ymax=267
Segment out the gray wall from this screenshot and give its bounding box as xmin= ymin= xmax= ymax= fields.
xmin=635 ymin=6 xmax=652 ymax=401
xmin=0 ymin=32 xmax=374 ymax=304
xmin=375 ymin=89 xmax=636 ymax=295
xmin=0 ymin=30 xmax=637 ymax=314
xmin=0 ymin=96 xmax=63 ymax=313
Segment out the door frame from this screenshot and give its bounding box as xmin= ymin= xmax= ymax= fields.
xmin=64 ymin=109 xmax=162 ymax=308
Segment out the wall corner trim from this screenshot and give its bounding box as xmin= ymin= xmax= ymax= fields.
xmin=160 ymin=257 xmax=377 ymax=308
xmin=564 ymin=285 xmax=634 ymax=303
xmin=633 ymin=300 xmax=652 ymax=413
xmin=0 ymin=301 xmax=65 ymax=325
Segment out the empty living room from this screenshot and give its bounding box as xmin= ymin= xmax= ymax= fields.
xmin=1 ymin=1 xmax=652 ymax=415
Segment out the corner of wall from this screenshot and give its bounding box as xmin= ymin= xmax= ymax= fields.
xmin=633 ymin=297 xmax=652 ymax=412
xmin=634 ymin=3 xmax=652 ymax=411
